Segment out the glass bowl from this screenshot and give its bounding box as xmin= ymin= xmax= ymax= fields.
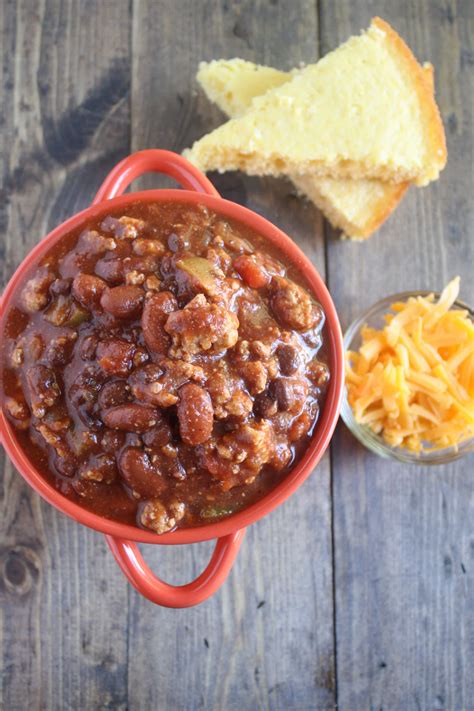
xmin=341 ymin=290 xmax=474 ymax=464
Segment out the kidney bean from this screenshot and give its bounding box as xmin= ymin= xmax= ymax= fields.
xmin=177 ymin=383 xmax=214 ymax=445
xmin=270 ymin=377 xmax=308 ymax=415
xmin=54 ymin=452 xmax=78 ymax=478
xmin=167 ymin=231 xmax=191 ymax=253
xmin=98 ymin=380 xmax=131 ymax=410
xmin=159 ymin=453 xmax=186 ymax=481
xmin=277 ymin=343 xmax=302 ymax=375
xmin=44 ymin=335 xmax=76 ymax=366
xmin=102 ymin=403 xmax=158 ymax=432
xmin=78 ymin=405 xmax=104 ymax=431
xmin=69 ymin=367 xmax=105 ymax=406
xmin=142 ymin=416 xmax=172 ymax=449
xmin=72 ymin=273 xmax=107 ymax=310
xmin=50 ymin=278 xmax=72 ymax=296
xmin=96 ymin=339 xmax=135 ymax=376
xmin=68 ymin=366 xmax=105 ymax=429
xmin=95 ymin=257 xmax=124 ymax=284
xmin=118 ymin=447 xmax=165 ymax=498
xmin=100 ymin=285 xmax=144 ymax=319
xmin=141 ymin=291 xmax=177 ymax=357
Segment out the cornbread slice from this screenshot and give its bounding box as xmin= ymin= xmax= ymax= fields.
xmin=198 ymin=59 xmax=436 ymax=239
xmin=198 ymin=59 xmax=430 ymax=239
xmin=186 ymin=18 xmax=447 ymax=187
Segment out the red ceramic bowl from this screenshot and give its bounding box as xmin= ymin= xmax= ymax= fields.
xmin=0 ymin=150 xmax=344 ymax=607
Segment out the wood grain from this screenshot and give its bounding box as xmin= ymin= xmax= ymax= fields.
xmin=1 ymin=0 xmax=473 ymax=709
xmin=129 ymin=1 xmax=335 ymax=710
xmin=321 ymin=1 xmax=474 ymax=709
xmin=0 ymin=1 xmax=131 ymax=709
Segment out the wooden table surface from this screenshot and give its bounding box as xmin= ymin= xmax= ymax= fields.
xmin=1 ymin=1 xmax=473 ymax=709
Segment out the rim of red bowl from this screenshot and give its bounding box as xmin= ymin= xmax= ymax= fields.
xmin=0 ymin=189 xmax=344 ymax=545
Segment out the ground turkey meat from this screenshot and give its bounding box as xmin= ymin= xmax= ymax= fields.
xmin=22 ymin=269 xmax=55 ymax=313
xmin=165 ymin=294 xmax=239 ymax=356
xmin=140 ymin=499 xmax=186 ymax=534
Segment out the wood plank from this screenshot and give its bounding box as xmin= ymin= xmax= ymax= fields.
xmin=320 ymin=1 xmax=474 ymax=708
xmin=129 ymin=1 xmax=335 ymax=709
xmin=0 ymin=1 xmax=131 ymax=708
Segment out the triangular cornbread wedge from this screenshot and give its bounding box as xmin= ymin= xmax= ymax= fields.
xmin=186 ymin=18 xmax=446 ymax=187
xmin=196 ymin=58 xmax=434 ymax=239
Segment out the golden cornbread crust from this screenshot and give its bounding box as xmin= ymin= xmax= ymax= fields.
xmin=186 ymin=18 xmax=447 ymax=187
xmin=353 ymin=183 xmax=410 ymax=239
xmin=293 ymin=176 xmax=410 ymax=240
xmin=196 ymin=59 xmax=437 ymax=238
xmin=188 ymin=27 xmax=445 ymax=239
xmin=371 ymin=18 xmax=447 ymax=187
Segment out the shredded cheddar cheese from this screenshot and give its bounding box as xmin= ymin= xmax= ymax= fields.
xmin=345 ymin=278 xmax=474 ymax=452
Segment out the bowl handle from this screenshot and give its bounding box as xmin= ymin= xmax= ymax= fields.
xmin=105 ymin=529 xmax=245 ymax=608
xmin=92 ymin=149 xmax=219 ymax=204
